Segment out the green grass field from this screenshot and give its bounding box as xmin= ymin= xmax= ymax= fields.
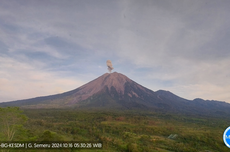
xmin=0 ymin=108 xmax=229 ymax=152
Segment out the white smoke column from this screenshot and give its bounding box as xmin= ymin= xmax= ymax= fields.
xmin=106 ymin=60 xmax=114 ymax=73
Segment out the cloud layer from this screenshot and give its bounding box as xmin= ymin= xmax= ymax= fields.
xmin=0 ymin=0 xmax=230 ymax=102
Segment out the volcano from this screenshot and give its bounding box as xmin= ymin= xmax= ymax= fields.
xmin=1 ymin=72 xmax=230 ymax=116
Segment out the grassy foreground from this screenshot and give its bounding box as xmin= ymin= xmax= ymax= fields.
xmin=0 ymin=108 xmax=229 ymax=152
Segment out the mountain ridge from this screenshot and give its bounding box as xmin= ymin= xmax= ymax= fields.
xmin=0 ymin=72 xmax=230 ymax=116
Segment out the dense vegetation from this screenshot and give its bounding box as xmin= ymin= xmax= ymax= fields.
xmin=0 ymin=107 xmax=229 ymax=152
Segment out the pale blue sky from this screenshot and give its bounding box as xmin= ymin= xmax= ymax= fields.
xmin=0 ymin=0 xmax=230 ymax=103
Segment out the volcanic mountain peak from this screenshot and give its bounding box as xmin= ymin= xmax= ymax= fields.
xmin=81 ymin=72 xmax=131 ymax=92
xmin=102 ymin=72 xmax=132 ymax=93
xmin=1 ymin=71 xmax=230 ymax=118
xmin=72 ymin=72 xmax=133 ymax=102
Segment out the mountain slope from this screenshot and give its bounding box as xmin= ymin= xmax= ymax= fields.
xmin=0 ymin=72 xmax=230 ymax=116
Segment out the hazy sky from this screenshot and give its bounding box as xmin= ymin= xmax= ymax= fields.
xmin=1 ymin=0 xmax=230 ymax=103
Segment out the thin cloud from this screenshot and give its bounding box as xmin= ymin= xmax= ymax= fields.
xmin=0 ymin=0 xmax=229 ymax=103
xmin=0 ymin=56 xmax=84 ymax=102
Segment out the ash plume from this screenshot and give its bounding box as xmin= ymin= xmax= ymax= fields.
xmin=106 ymin=60 xmax=114 ymax=73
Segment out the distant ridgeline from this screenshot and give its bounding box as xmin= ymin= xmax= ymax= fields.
xmin=1 ymin=72 xmax=230 ymax=117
